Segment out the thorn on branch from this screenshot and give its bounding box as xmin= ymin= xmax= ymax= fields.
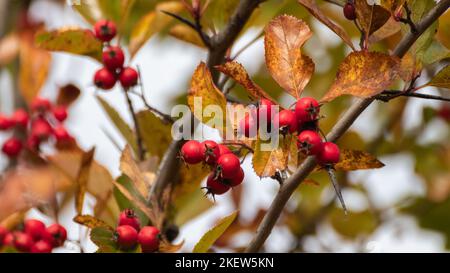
xmin=326 ymin=167 xmax=347 ymax=215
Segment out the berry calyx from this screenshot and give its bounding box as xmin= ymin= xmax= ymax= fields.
xmin=200 ymin=140 xmax=220 ymax=165
xmin=181 ymin=140 xmax=204 ymax=164
xmin=102 ymin=46 xmax=125 ymax=72
xmin=138 ymin=226 xmax=160 ymax=253
xmin=297 ymin=130 xmax=323 ymax=155
xmin=24 ymin=219 xmax=46 ymax=241
xmin=94 ymin=68 xmax=117 ymax=90
xmin=343 ymin=2 xmax=357 ymax=20
xmin=0 ymin=114 xmax=13 ymax=131
xmin=295 ymin=97 xmax=320 ymax=122
xmin=31 ymin=97 xmax=51 ymax=113
xmin=119 ymin=67 xmax=139 ymax=89
xmin=52 ymin=106 xmax=68 ymax=122
xmin=31 ymin=240 xmax=53 ymax=253
xmin=206 ymin=173 xmax=230 ymax=195
xmin=216 ymin=153 xmax=241 ymax=179
xmin=317 ymin=142 xmax=340 ymax=165
xmin=118 ymin=209 xmax=141 ymax=231
xmin=94 ymin=19 xmax=117 ymax=42
xmin=13 ymin=232 xmax=33 ymax=252
xmin=31 ymin=118 xmax=53 ymax=140
xmin=115 ymin=225 xmax=138 ymax=250
xmin=2 ymin=137 xmax=23 ymax=158
xmin=274 ymin=109 xmax=297 ymax=134
xmin=226 ymin=167 xmax=244 ymax=187
xmin=42 ymin=224 xmax=67 ymax=248
xmin=239 ymin=113 xmax=258 ymax=138
xmin=12 ymin=109 xmax=29 ymax=128
xmin=218 ymin=144 xmax=232 ymax=156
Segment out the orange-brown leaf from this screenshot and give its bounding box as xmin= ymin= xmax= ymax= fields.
xmin=321 ymin=51 xmax=400 ymax=102
xmin=252 ymin=134 xmax=293 ymax=178
xmin=73 ymin=215 xmax=113 ymax=230
xmin=264 ymin=15 xmax=314 ymax=98
xmin=334 ymin=149 xmax=385 ymax=171
xmin=355 ymin=0 xmax=391 ymax=36
xmin=75 ymin=149 xmax=95 ymax=215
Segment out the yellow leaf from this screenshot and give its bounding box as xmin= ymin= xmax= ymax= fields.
xmin=74 ymin=214 xmax=113 ymax=230
xmin=120 ymin=145 xmax=149 ymax=198
xmin=426 ymin=65 xmax=450 ymax=89
xmin=321 ymin=51 xmax=400 ymax=102
xmin=334 ymin=149 xmax=385 ymax=171
xmin=159 ymin=240 xmax=184 ymax=253
xmin=252 ymin=134 xmax=293 ymax=178
xmin=193 ymin=210 xmax=238 ymax=253
xmin=355 ymin=0 xmax=391 ymax=36
xmin=264 ymin=15 xmax=314 ymax=98
xmin=169 ymin=24 xmax=206 ymax=48
xmin=75 ymin=148 xmax=95 ymax=215
xmin=136 ymin=110 xmax=172 ymax=160
xmin=329 ymin=207 xmax=378 ymax=238
xmin=71 ymin=0 xmax=103 ymax=25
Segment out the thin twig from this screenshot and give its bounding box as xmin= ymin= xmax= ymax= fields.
xmin=376 ymin=90 xmax=450 ymax=102
xmin=123 ymin=89 xmax=145 ymax=161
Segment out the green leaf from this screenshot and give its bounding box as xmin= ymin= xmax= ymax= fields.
xmin=174 ymin=189 xmax=213 ymax=226
xmin=136 ymin=110 xmax=172 ymax=160
xmin=329 ymin=207 xmax=378 ymax=238
xmin=35 ymin=28 xmax=103 ymax=61
xmin=426 ymin=65 xmax=450 ymax=89
xmin=193 ymin=210 xmax=239 ymax=253
xmin=420 ymin=40 xmax=450 ymax=65
xmin=90 ymin=226 xmax=119 ymax=253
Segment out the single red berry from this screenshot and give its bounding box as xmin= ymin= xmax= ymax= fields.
xmin=115 ymin=225 xmax=138 ymax=250
xmin=317 ymin=142 xmax=340 ymax=165
xmin=94 ymin=19 xmax=117 ymax=42
xmin=2 ymin=137 xmax=23 ymax=158
xmin=31 ymin=240 xmax=53 ymax=253
xmin=102 ymin=46 xmax=125 ymax=72
xmin=257 ymin=99 xmax=275 ymax=125
xmin=438 ymin=104 xmax=450 ymax=122
xmin=24 ymin=219 xmax=46 ymax=241
xmin=118 ymin=209 xmax=141 ymax=231
xmin=0 ymin=226 xmax=8 ymax=246
xmin=0 ymin=114 xmax=14 ymax=131
xmin=138 ymin=226 xmax=160 ymax=253
xmin=53 ymin=125 xmax=73 ymax=144
xmin=3 ymin=232 xmax=14 ymax=247
xmin=206 ymin=173 xmax=230 ymax=195
xmin=42 ymin=224 xmax=67 ymax=248
xmin=94 ymin=67 xmax=117 ymax=90
xmin=226 ymin=167 xmax=244 ymax=187
xmin=216 ymin=153 xmax=241 ymax=179
xmin=12 ymin=109 xmax=29 ymax=128
xmin=343 ymin=2 xmax=357 ymax=20
xmin=297 ymin=130 xmax=323 ymax=155
xmin=13 ymin=232 xmax=34 ymax=252
xmin=31 ymin=97 xmax=52 ymax=113
xmin=295 ymin=97 xmax=320 ymax=122
xmin=26 ymin=135 xmax=41 ymax=151
xmin=239 ymin=113 xmax=258 ymax=138
xmin=119 ymin=67 xmax=139 ymax=89
xmin=200 ymin=140 xmax=220 ymax=165
xmin=31 ymin=118 xmax=53 ymax=140
xmin=274 ymin=109 xmax=297 ymax=134
xmin=52 ymin=106 xmax=68 ymax=122
xmin=218 ymin=144 xmax=232 ymax=156
xmin=181 ymin=140 xmax=204 ymax=164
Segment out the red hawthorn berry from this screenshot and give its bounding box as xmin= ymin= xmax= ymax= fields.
xmin=0 ymin=114 xmax=14 ymax=131
xmin=317 ymin=142 xmax=340 ymax=165
xmin=206 ymin=173 xmax=230 ymax=195
xmin=257 ymin=98 xmax=275 ymax=125
xmin=102 ymin=46 xmax=125 ymax=72
xmin=119 ymin=67 xmax=139 ymax=89
xmin=42 ymin=224 xmax=67 ymax=248
xmin=0 ymin=226 xmax=8 ymax=246
xmin=53 ymin=125 xmax=73 ymax=144
xmin=26 ymin=135 xmax=41 ymax=151
xmin=118 ymin=209 xmax=141 ymax=231
xmin=138 ymin=226 xmax=160 ymax=253
xmin=297 ymin=130 xmax=323 ymax=155
xmin=13 ymin=232 xmax=34 ymax=252
xmin=24 ymin=219 xmax=46 ymax=241
xmin=94 ymin=67 xmax=117 ymax=90
xmin=239 ymin=113 xmax=258 ymax=138
xmin=218 ymin=144 xmax=232 ymax=156
xmin=52 ymin=106 xmax=68 ymax=122
xmin=181 ymin=140 xmax=204 ymax=164
xmin=343 ymin=2 xmax=357 ymax=20
xmin=226 ymin=167 xmax=244 ymax=187
xmin=115 ymin=225 xmax=138 ymax=250
xmin=2 ymin=137 xmax=23 ymax=158
xmin=295 ymin=97 xmax=320 ymax=123
xmin=31 ymin=118 xmax=53 ymax=140
xmin=3 ymin=232 xmax=14 ymax=247
xmin=216 ymin=153 xmax=241 ymax=179
xmin=31 ymin=240 xmax=53 ymax=253
xmin=274 ymin=109 xmax=297 ymax=134
xmin=200 ymin=140 xmax=220 ymax=165
xmin=12 ymin=109 xmax=29 ymax=128
xmin=94 ymin=19 xmax=117 ymax=42
xmin=31 ymin=97 xmax=52 ymax=113
xmin=438 ymin=104 xmax=450 ymax=122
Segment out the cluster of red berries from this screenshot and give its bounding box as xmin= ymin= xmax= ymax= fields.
xmin=343 ymin=1 xmax=357 ymax=21
xmin=92 ymin=20 xmax=139 ymax=91
xmin=0 ymin=97 xmax=73 ymax=158
xmin=115 ymin=209 xmax=160 ymax=253
xmin=0 ymin=220 xmax=67 ymax=253
xmin=181 ymin=140 xmax=244 ymax=196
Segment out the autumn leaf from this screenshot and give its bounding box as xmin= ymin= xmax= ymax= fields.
xmin=252 ymin=134 xmax=293 ymax=178
xmin=169 ymin=24 xmax=206 ymax=48
xmin=74 ymin=215 xmax=113 ymax=230
xmin=35 ymin=28 xmax=103 ymax=61
xmin=334 ymin=149 xmax=385 ymax=171
xmin=159 ymin=240 xmax=184 ymax=253
xmin=398 ymin=53 xmax=422 ymax=83
xmin=297 ymin=0 xmax=355 ymax=51
xmin=75 ymin=148 xmax=95 ymax=215
xmin=72 ymin=0 xmax=103 ymax=25
xmin=193 ymin=210 xmax=239 ymax=253
xmin=369 ymin=17 xmax=401 ymax=44
xmin=120 ymin=145 xmax=149 ymax=198
xmin=355 ymin=0 xmax=391 ymax=36
xmin=321 ymin=51 xmax=400 ymax=102
xmin=188 ymin=62 xmax=227 ymax=132
xmin=0 ymin=32 xmax=20 ymax=66
xmin=426 ymin=65 xmax=450 ymax=89
xmin=264 ymin=15 xmax=314 ymax=98
xmin=329 ymin=207 xmax=378 ymax=238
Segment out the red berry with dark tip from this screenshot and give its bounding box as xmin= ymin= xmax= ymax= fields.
xmin=31 ymin=240 xmax=53 ymax=253
xmin=226 ymin=167 xmax=244 ymax=187
xmin=102 ymin=46 xmax=125 ymax=72
xmin=297 ymin=130 xmax=323 ymax=155
xmin=31 ymin=118 xmax=52 ymax=140
xmin=0 ymin=114 xmax=13 ymax=131
xmin=13 ymin=232 xmax=33 ymax=252
xmin=258 ymin=98 xmax=275 ymax=125
xmin=115 ymin=225 xmax=138 ymax=250
xmin=53 ymin=125 xmax=73 ymax=144
xmin=94 ymin=19 xmax=117 ymax=42
xmin=216 ymin=153 xmax=241 ymax=179
xmin=274 ymin=109 xmax=297 ymax=134
xmin=317 ymin=142 xmax=340 ymax=165
xmin=12 ymin=109 xmax=29 ymax=128
xmin=218 ymin=144 xmax=232 ymax=156
xmin=181 ymin=140 xmax=204 ymax=164
xmin=2 ymin=137 xmax=23 ymax=157
xmin=0 ymin=226 xmax=8 ymax=246
xmin=24 ymin=219 xmax=46 ymax=241
xmin=119 ymin=67 xmax=139 ymax=89
xmin=200 ymin=140 xmax=220 ymax=165
xmin=138 ymin=226 xmax=160 ymax=253
xmin=42 ymin=224 xmax=67 ymax=248
xmin=295 ymin=97 xmax=320 ymax=122
xmin=239 ymin=113 xmax=258 ymax=138
xmin=118 ymin=209 xmax=141 ymax=231
xmin=94 ymin=67 xmax=116 ymax=90
xmin=343 ymin=2 xmax=357 ymax=20
xmin=206 ymin=173 xmax=230 ymax=195
xmin=52 ymin=106 xmax=68 ymax=122
xmin=31 ymin=97 xmax=51 ymax=113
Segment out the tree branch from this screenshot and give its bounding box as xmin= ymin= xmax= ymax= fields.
xmin=245 ymin=0 xmax=450 ymax=253
xmin=376 ymin=90 xmax=450 ymax=102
